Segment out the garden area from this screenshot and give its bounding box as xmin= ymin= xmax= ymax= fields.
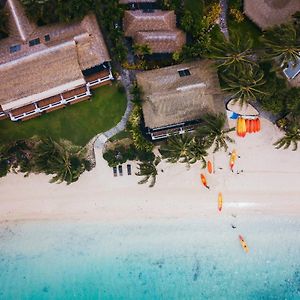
xmin=0 ymin=84 xmax=127 ymax=147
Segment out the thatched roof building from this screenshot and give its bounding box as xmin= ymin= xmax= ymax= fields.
xmin=0 ymin=0 xmax=113 ymax=121
xmin=244 ymin=0 xmax=300 ymax=29
xmin=123 ymin=9 xmax=185 ymax=53
xmin=136 ymin=60 xmax=226 ymax=139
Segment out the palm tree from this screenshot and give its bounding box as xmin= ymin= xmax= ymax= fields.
xmin=159 ymin=133 xmax=208 ymax=167
xmin=274 ymin=122 xmax=300 ymax=151
xmin=221 ymin=67 xmax=268 ymax=106
xmin=206 ymin=32 xmax=256 ymax=71
xmin=261 ymin=23 xmax=300 ymax=67
xmin=196 ymin=113 xmax=235 ymax=152
xmin=34 ymin=137 xmax=88 ymax=184
xmin=133 ymin=43 xmax=152 ymax=60
xmin=136 ymin=156 xmax=160 ymax=188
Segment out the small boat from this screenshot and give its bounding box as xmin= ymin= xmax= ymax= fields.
xmin=245 ymin=119 xmax=251 ymax=133
xmin=229 ymin=158 xmax=235 ymax=170
xmin=200 ymin=174 xmax=209 ymax=189
xmin=218 ymin=192 xmax=223 ymax=212
xmin=256 ymin=118 xmax=261 ymax=132
xmin=239 ymin=235 xmax=249 ymax=253
xmin=207 ymin=161 xmax=213 ymax=174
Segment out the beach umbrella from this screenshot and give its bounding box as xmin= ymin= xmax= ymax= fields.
xmin=200 ymin=174 xmax=209 ymax=189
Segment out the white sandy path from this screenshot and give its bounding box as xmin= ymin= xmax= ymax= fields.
xmin=0 ymin=118 xmax=299 ymax=223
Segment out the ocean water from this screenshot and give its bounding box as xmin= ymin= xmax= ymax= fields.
xmin=0 ymin=217 xmax=299 ymax=300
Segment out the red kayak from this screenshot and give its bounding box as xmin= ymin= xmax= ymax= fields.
xmin=207 ymin=161 xmax=213 ymax=174
xmin=200 ymin=174 xmax=209 ymax=189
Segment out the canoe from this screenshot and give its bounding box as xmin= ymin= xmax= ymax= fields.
xmin=207 ymin=161 xmax=213 ymax=174
xmin=200 ymin=174 xmax=209 ymax=189
xmin=241 ymin=118 xmax=247 ymax=134
xmin=239 ymin=235 xmax=249 ymax=253
xmin=229 ymin=157 xmax=235 ymax=170
xmin=218 ymin=192 xmax=223 ymax=212
xmin=248 ymin=119 xmax=253 ymax=133
xmin=256 ymin=118 xmax=261 ymax=132
xmin=245 ymin=119 xmax=251 ymax=133
xmin=250 ymin=119 xmax=255 ymax=133
xmin=236 ymin=118 xmax=241 ymax=136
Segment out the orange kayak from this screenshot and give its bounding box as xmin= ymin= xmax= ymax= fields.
xmin=245 ymin=119 xmax=251 ymax=133
xmin=207 ymin=161 xmax=213 ymax=174
xmin=200 ymin=174 xmax=209 ymax=189
xmin=256 ymin=118 xmax=261 ymax=132
xmin=239 ymin=235 xmax=249 ymax=253
xmin=229 ymin=157 xmax=235 ymax=170
xmin=218 ymin=192 xmax=223 ymax=212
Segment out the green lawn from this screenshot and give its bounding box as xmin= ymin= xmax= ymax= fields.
xmin=0 ymin=84 xmax=127 ymax=146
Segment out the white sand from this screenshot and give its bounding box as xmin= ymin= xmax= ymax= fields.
xmin=0 ymin=118 xmax=299 ymax=223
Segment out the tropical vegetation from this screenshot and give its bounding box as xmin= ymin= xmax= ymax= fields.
xmin=274 ymin=121 xmax=300 ymax=151
xmin=0 ymin=137 xmax=92 ymax=184
xmin=136 ymin=156 xmax=161 ymax=188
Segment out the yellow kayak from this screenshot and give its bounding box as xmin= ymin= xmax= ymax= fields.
xmin=218 ymin=192 xmax=223 ymax=212
xmin=239 ymin=235 xmax=249 ymax=253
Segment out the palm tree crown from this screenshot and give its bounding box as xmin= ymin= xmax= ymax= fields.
xmin=221 ymin=67 xmax=268 ymax=106
xmin=261 ymin=23 xmax=300 ymax=67
xmin=196 ymin=113 xmax=235 ymax=152
xmin=206 ymin=32 xmax=256 ymax=71
xmin=159 ymin=133 xmax=208 ymax=167
xmin=136 ymin=157 xmax=160 ymax=188
xmin=274 ymin=122 xmax=300 ymax=151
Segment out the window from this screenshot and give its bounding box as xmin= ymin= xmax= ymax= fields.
xmin=9 ymin=44 xmax=21 ymax=53
xmin=29 ymin=38 xmax=40 ymax=47
xmin=44 ymin=34 xmax=50 ymax=42
xmin=178 ymin=69 xmax=191 ymax=77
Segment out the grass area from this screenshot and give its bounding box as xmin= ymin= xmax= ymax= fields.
xmin=0 ymin=84 xmax=127 ymax=147
xmin=108 ymin=130 xmax=131 ymax=142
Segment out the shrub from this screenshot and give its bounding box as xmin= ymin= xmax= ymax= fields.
xmin=230 ymin=8 xmax=245 ymax=23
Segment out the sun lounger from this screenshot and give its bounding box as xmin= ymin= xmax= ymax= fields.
xmin=113 ymin=166 xmax=117 ymax=177
xmin=127 ymin=164 xmax=132 ymax=175
xmin=118 ymin=165 xmax=123 ymax=176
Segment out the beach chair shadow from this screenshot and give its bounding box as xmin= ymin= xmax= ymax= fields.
xmin=113 ymin=166 xmax=117 ymax=177
xmin=127 ymin=164 xmax=132 ymax=175
xmin=118 ymin=165 xmax=123 ymax=176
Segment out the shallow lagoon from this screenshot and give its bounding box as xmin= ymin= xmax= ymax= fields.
xmin=0 ymin=216 xmax=299 ymax=300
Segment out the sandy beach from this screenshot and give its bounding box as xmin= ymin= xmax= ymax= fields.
xmin=0 ymin=118 xmax=300 ymax=223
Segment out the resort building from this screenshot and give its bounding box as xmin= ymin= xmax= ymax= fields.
xmin=0 ymin=0 xmax=113 ymax=122
xmin=244 ymin=0 xmax=300 ymax=30
xmin=136 ymin=60 xmax=226 ymax=140
xmin=123 ymin=9 xmax=186 ymax=54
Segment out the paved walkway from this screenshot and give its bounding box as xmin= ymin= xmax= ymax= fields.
xmin=94 ymin=69 xmax=134 ymax=149
xmin=219 ymin=0 xmax=229 ymax=40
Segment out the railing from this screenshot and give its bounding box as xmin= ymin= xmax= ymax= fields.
xmin=9 ymin=90 xmax=91 ymax=121
xmin=86 ymin=73 xmax=113 ymax=87
xmin=150 ymin=124 xmax=197 ymax=140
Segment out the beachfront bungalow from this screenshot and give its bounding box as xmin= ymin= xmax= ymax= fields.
xmin=0 ymin=0 xmax=113 ymax=122
xmin=123 ymin=10 xmax=186 ymax=54
xmin=244 ymin=0 xmax=300 ymax=30
xmin=136 ymin=60 xmax=226 ymax=140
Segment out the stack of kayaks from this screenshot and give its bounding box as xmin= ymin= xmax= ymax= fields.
xmin=236 ymin=117 xmax=261 ymax=137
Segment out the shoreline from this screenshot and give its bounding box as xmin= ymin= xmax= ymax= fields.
xmin=0 ymin=118 xmax=300 ymax=223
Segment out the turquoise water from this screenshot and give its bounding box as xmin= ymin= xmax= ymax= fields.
xmin=0 ymin=217 xmax=300 ymax=300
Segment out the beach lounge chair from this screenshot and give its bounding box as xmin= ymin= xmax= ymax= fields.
xmin=127 ymin=164 xmax=132 ymax=175
xmin=113 ymin=166 xmax=117 ymax=177
xmin=118 ymin=165 xmax=123 ymax=176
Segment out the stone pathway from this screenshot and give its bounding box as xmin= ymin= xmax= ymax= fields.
xmin=219 ymin=0 xmax=229 ymax=40
xmin=94 ymin=68 xmax=134 ymax=149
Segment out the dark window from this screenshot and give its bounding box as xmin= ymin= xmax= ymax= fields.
xmin=29 ymin=38 xmax=40 ymax=47
xmin=178 ymin=69 xmax=191 ymax=77
xmin=44 ymin=34 xmax=50 ymax=42
xmin=9 ymin=44 xmax=21 ymax=53
xmin=143 ymin=8 xmax=154 ymax=13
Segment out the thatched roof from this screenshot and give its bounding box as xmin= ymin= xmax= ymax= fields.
xmin=244 ymin=0 xmax=300 ymax=29
xmin=0 ymin=41 xmax=85 ymax=110
xmin=123 ymin=10 xmax=176 ymax=37
xmin=136 ymin=60 xmax=225 ymax=129
xmin=0 ymin=1 xmax=110 ymax=111
xmin=5 ymin=0 xmax=36 ymax=41
xmin=135 ymin=29 xmax=185 ymax=53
